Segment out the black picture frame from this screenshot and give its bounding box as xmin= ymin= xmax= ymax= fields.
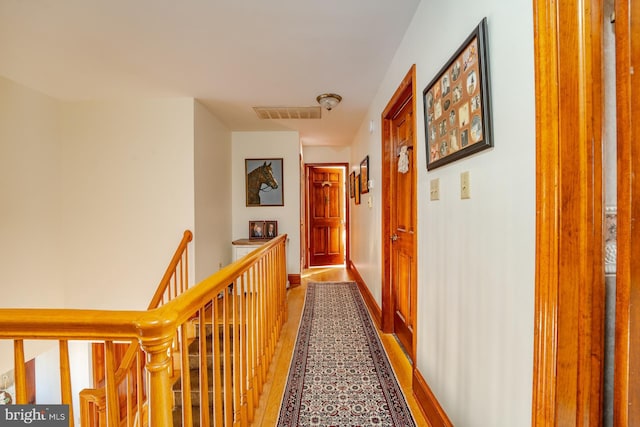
xmin=245 ymin=158 xmax=284 ymax=206
xmin=355 ymin=174 xmax=361 ymax=205
xmin=423 ymin=18 xmax=492 ymax=170
xmin=360 ymin=156 xmax=370 ymax=194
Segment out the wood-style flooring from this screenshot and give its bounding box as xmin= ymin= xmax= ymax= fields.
xmin=250 ymin=266 xmax=430 ymax=426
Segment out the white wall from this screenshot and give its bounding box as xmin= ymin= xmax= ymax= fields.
xmin=194 ymin=100 xmax=233 ymax=281
xmin=0 ymin=77 xmax=64 ymax=309
xmin=0 ymin=77 xmax=66 ymax=373
xmin=232 ymin=131 xmax=300 ymax=275
xmin=350 ymin=1 xmax=535 ymax=425
xmin=303 ymin=145 xmax=351 ymax=164
xmin=59 ymin=98 xmax=196 ymax=310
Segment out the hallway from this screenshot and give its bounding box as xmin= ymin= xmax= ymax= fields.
xmin=250 ymin=266 xmax=429 ymax=426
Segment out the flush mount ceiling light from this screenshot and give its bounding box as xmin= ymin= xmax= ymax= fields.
xmin=316 ymin=93 xmax=342 ymax=111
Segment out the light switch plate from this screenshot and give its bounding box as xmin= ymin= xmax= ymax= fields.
xmin=461 ymin=171 xmax=470 ymax=199
xmin=430 ymin=178 xmax=440 ymax=201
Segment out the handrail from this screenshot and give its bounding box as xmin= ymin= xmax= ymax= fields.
xmin=0 ymin=233 xmax=288 ymax=427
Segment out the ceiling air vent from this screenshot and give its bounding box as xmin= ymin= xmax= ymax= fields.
xmin=253 ymin=106 xmax=321 ymax=119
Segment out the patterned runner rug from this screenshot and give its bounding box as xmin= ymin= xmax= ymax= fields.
xmin=277 ymin=281 xmax=416 ymax=426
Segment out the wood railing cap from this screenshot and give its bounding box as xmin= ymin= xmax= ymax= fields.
xmin=0 ymin=308 xmax=145 ymax=340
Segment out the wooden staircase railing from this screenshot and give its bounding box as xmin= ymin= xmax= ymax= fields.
xmin=81 ymin=229 xmax=193 ymax=426
xmin=0 ymin=233 xmax=288 ymax=427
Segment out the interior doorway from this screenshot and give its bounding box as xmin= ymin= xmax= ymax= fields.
xmin=305 ymin=163 xmax=349 ymax=267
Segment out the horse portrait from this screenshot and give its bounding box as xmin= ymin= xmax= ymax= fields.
xmin=245 ymin=159 xmax=283 ymax=206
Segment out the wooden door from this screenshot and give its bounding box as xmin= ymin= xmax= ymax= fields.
xmin=308 ymin=166 xmax=345 ymax=266
xmin=382 ymin=65 xmax=417 ymax=361
xmin=390 ymin=97 xmax=416 ymax=357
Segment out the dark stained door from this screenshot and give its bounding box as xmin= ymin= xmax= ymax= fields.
xmin=390 ymin=95 xmax=416 ymax=359
xmin=308 ymin=166 xmax=345 ymax=266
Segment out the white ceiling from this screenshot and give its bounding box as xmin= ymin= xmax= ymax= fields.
xmin=0 ymin=0 xmax=421 ymax=146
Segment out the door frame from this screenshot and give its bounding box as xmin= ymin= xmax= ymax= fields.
xmin=304 ymin=163 xmax=350 ymax=269
xmin=531 ymin=0 xmax=605 ymax=424
xmin=381 ymin=65 xmax=417 ymax=362
xmin=614 ymin=0 xmax=640 ymax=424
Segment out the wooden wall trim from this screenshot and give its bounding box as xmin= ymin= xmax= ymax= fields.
xmin=614 ymin=0 xmax=640 ymax=424
xmin=347 ymin=260 xmax=382 ymax=329
xmin=532 ymin=0 xmax=605 ymax=425
xmin=531 ymin=1 xmax=562 ymax=420
xmin=412 ymin=369 xmax=453 ymax=427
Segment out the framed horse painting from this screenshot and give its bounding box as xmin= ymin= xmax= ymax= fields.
xmin=245 ymin=158 xmax=284 ymax=206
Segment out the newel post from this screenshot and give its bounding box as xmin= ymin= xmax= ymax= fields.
xmin=137 ymin=314 xmax=177 ymax=427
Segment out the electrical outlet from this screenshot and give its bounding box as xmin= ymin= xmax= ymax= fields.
xmin=460 ymin=171 xmax=470 ymax=199
xmin=430 ymin=178 xmax=440 ymax=200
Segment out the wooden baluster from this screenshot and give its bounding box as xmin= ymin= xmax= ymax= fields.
xmin=126 ymin=371 xmax=133 ymax=427
xmin=247 ymin=267 xmax=258 ymax=405
xmin=240 ymin=273 xmax=253 ymax=423
xmin=212 ymin=297 xmax=223 ymax=427
xmin=104 ymin=341 xmax=121 ymax=427
xmin=180 ymin=322 xmax=193 ymax=427
xmin=254 ymin=265 xmax=262 ymax=401
xmin=266 ymin=254 xmax=275 ymax=364
xmin=198 ymin=307 xmax=211 ymax=427
xmin=232 ymin=278 xmax=240 ymax=426
xmin=223 ymin=287 xmax=233 ymax=426
xmin=59 ymin=340 xmax=75 ymax=427
xmin=173 ymin=271 xmax=178 ymax=299
xmin=13 ymin=339 xmax=27 ymax=404
xmin=267 ymin=253 xmax=274 ymax=360
xmin=139 ymin=333 xmax=174 ymax=427
xmin=136 ymin=348 xmax=144 ymax=426
xmin=279 ymin=243 xmax=287 ymax=325
xmin=232 ymin=277 xmax=247 ymax=426
xmin=259 ymin=258 xmax=268 ymax=385
xmin=181 ymin=256 xmax=186 ymax=294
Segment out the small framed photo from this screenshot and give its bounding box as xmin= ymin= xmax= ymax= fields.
xmin=423 ymin=18 xmax=492 ymax=170
xmin=264 ymin=221 xmax=278 ymax=238
xmin=349 ymin=171 xmax=356 ymax=198
xmin=355 ymin=174 xmax=361 ymax=205
xmin=360 ymin=156 xmax=369 ymax=194
xmin=249 ymin=220 xmax=266 ymax=239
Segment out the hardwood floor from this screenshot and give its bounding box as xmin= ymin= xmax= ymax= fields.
xmin=250 ymin=266 xmax=430 ymax=426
